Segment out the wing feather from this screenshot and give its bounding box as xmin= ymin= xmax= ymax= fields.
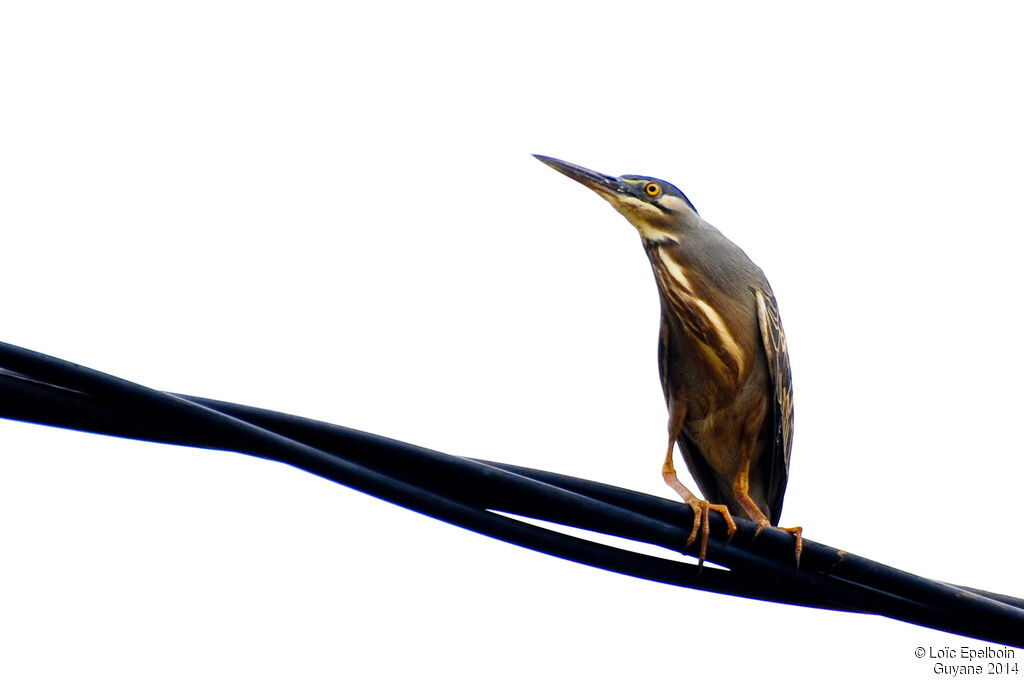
xmin=754 ymin=288 xmax=794 ymax=525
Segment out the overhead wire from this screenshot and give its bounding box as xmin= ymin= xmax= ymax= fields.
xmin=1 ymin=340 xmax=1021 ymax=647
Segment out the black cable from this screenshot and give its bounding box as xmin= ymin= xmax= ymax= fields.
xmin=0 ymin=355 xmax=823 ymax=606
xmin=1 ymin=340 xmax=1022 ymax=647
xmin=0 ymin=366 xmax=833 ymax=607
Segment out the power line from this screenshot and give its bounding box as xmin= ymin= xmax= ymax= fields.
xmin=1 ymin=340 xmax=1021 ymax=647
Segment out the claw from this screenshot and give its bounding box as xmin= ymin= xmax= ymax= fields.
xmin=752 ymin=517 xmax=770 ymax=539
xmin=780 ymin=525 xmax=803 ymax=569
xmin=684 ymin=499 xmax=737 ymax=568
xmin=750 ymin=519 xmax=803 ymax=569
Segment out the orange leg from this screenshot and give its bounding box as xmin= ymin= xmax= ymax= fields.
xmin=733 ymin=463 xmax=803 ymax=568
xmin=661 ymin=409 xmax=737 ymax=567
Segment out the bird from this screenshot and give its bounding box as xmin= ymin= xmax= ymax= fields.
xmin=535 ymin=154 xmax=801 ymax=568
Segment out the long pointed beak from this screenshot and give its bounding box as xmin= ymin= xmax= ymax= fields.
xmin=533 ymin=155 xmax=625 ymax=198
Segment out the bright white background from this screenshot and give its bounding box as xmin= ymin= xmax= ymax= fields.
xmin=2 ymin=2 xmax=1023 ymax=677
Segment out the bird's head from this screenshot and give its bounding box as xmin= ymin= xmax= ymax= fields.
xmin=534 ymin=155 xmax=698 ymax=243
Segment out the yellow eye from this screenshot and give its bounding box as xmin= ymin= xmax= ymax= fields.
xmin=644 ymin=182 xmax=661 ymax=197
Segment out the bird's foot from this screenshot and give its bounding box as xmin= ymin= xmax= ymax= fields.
xmin=684 ymin=499 xmax=737 ymax=569
xmin=751 ymin=519 xmax=803 ymax=569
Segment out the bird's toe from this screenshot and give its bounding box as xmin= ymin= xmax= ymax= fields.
xmin=684 ymin=499 xmax=735 ymax=568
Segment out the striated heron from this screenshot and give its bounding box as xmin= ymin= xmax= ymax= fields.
xmin=535 ymin=155 xmax=802 ymax=567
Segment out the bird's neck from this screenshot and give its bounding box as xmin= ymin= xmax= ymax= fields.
xmin=645 ymin=242 xmax=749 ymax=390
